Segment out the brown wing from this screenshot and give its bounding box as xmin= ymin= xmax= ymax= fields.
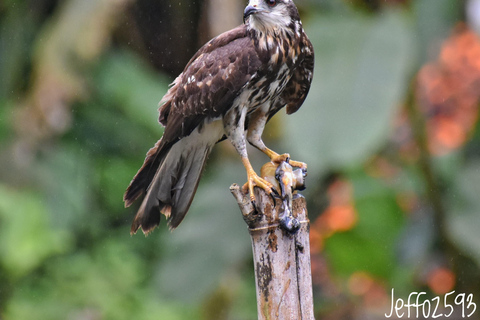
xmin=124 ymin=25 xmax=262 ymax=205
xmin=159 ymin=24 xmax=263 ymax=143
xmin=285 ymin=31 xmax=315 ymax=115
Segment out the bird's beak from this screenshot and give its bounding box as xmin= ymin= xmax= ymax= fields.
xmin=244 ymin=5 xmax=260 ymax=23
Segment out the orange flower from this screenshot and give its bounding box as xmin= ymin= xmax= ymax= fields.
xmin=415 ymin=24 xmax=480 ymax=156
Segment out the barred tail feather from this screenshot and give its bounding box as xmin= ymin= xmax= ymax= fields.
xmin=129 ymin=138 xmax=213 ymax=234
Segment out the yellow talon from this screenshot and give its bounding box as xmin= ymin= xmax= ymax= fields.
xmin=287 ymin=159 xmax=307 ymax=170
xmin=241 ymin=157 xmax=276 ymax=203
xmin=264 ymin=149 xmax=307 ymax=170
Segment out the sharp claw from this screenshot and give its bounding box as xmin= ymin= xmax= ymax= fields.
xmin=270 ymin=193 xmax=277 ymax=206
xmin=251 ymin=200 xmax=257 ymax=212
xmin=272 ymin=187 xmax=280 ymax=197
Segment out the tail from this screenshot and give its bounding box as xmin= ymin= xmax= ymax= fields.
xmin=124 ymin=137 xmax=213 ymax=234
xmin=124 ymin=138 xmax=170 ymax=208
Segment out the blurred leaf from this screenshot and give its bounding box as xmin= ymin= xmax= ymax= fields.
xmin=0 ymin=1 xmax=36 ymax=98
xmin=396 ymin=207 xmax=435 ymax=270
xmin=324 ymin=170 xmax=405 ymax=279
xmin=5 ymin=236 xmax=196 ymax=320
xmin=0 ymin=99 xmax=13 ymax=142
xmin=96 ymin=50 xmax=172 ymax=134
xmin=98 ymin=157 xmax=139 ymax=214
xmin=413 ymin=0 xmax=462 ymax=63
xmin=34 ymin=146 xmax=94 ymax=233
xmin=446 ymin=161 xmax=480 ymax=266
xmin=229 ymin=275 xmax=258 ymax=320
xmin=284 ymin=9 xmax=415 ymax=176
xmin=69 ymin=99 xmax=155 ymax=158
xmin=0 ymin=185 xmax=70 ymax=279
xmin=153 ymin=160 xmax=252 ymax=303
xmin=28 ymin=0 xmax=135 ymax=101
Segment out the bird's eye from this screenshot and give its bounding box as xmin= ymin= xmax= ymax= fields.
xmin=266 ymin=0 xmax=277 ymax=6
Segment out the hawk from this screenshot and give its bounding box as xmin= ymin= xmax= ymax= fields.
xmin=124 ymin=0 xmax=314 ymax=234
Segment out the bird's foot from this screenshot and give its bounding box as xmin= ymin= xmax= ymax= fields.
xmin=242 ymin=169 xmax=279 ymax=208
xmin=270 ymin=153 xmax=307 ymax=171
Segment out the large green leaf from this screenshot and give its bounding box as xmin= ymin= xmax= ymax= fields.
xmin=284 ymin=10 xmax=415 ymax=176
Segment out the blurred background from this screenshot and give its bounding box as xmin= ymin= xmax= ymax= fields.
xmin=1 ymin=0 xmax=480 ymax=319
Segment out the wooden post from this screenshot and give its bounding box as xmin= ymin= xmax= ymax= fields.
xmin=230 ymin=162 xmax=315 ymax=320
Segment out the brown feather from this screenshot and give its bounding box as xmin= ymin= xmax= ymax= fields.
xmin=123 ymin=138 xmax=172 ymax=207
xmin=159 ymin=25 xmax=262 ymax=145
xmin=286 ymin=34 xmax=315 ymax=115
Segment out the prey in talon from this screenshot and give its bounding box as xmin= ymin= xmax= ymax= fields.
xmin=261 ymin=160 xmax=307 ymax=233
xmin=124 ymin=0 xmax=314 ymax=234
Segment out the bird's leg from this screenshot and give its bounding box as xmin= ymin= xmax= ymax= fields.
xmin=225 ymin=107 xmax=277 ymax=206
xmin=246 ymin=110 xmax=307 ymax=169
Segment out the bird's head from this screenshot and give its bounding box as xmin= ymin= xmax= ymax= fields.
xmin=243 ymin=0 xmax=301 ymax=35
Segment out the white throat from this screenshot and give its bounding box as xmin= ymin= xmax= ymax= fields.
xmin=245 ymin=1 xmax=293 ymax=35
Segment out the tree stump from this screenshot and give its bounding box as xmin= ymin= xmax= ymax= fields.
xmin=230 ymin=162 xmax=315 ymax=320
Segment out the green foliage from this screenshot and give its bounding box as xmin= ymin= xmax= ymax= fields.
xmin=155 ymin=162 xmax=252 ymax=303
xmin=96 ymin=51 xmax=171 ymax=133
xmin=0 ymin=185 xmax=70 ymax=279
xmin=0 ymin=0 xmax=37 ymax=97
xmin=35 ymin=147 xmax=94 ymax=232
xmin=1 ymin=0 xmax=479 ymax=319
xmin=285 ymin=9 xmax=415 ymax=175
xmin=6 ymin=237 xmax=196 ymax=320
xmin=324 ymin=169 xmax=405 ymax=279
xmin=0 ymin=100 xmax=13 ymax=143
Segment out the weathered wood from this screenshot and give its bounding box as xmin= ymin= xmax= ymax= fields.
xmin=230 ymin=163 xmax=315 ymax=320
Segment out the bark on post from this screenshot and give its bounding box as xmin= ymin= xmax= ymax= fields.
xmin=230 ymin=162 xmax=315 ymax=320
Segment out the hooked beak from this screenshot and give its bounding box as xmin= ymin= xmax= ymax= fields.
xmin=243 ymin=5 xmax=261 ymax=23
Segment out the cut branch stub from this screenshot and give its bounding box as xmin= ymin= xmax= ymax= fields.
xmin=229 ymin=161 xmax=314 ymax=320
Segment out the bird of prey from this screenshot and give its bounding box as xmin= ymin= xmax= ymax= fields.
xmin=124 ymin=0 xmax=314 ymax=234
